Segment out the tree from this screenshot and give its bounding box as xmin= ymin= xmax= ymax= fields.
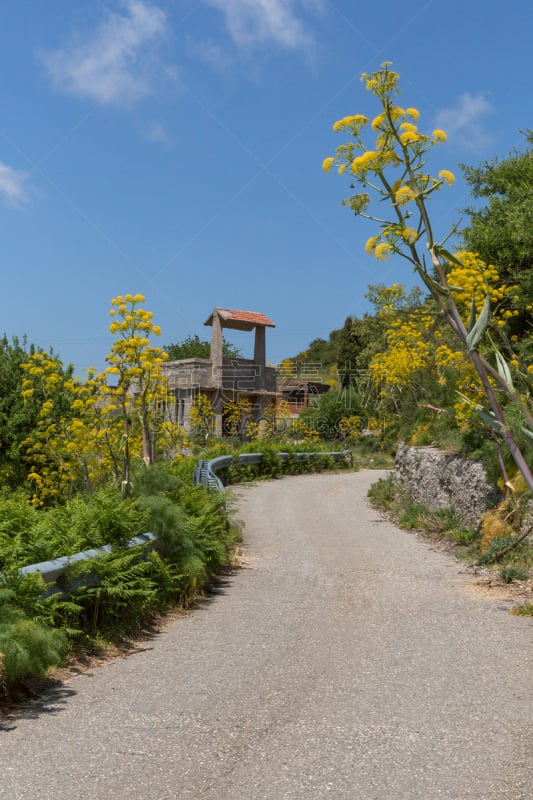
xmin=0 ymin=336 xmax=41 ymax=488
xmin=300 ymin=386 xmax=363 ymax=439
xmin=323 ymin=62 xmax=533 ymax=492
xmin=461 ymin=133 xmax=533 ymax=347
xmin=20 ymin=350 xmax=85 ymax=504
xmin=164 ymin=334 xmax=242 ymax=361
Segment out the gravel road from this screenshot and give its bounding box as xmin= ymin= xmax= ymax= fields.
xmin=1 ymin=471 xmax=531 ymax=800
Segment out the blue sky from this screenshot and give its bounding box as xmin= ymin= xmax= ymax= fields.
xmin=1 ymin=0 xmax=531 ymax=372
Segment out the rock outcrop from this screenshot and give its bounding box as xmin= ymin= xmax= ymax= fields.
xmin=394 ymin=443 xmax=501 ymax=529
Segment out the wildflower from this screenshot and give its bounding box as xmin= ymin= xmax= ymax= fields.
xmin=399 ymin=122 xmax=418 ymax=133
xmin=351 ymin=151 xmax=377 ymax=173
xmin=395 ymin=185 xmax=415 ymax=205
xmin=406 ymin=107 xmax=420 ymax=121
xmin=400 ymin=130 xmax=419 ymax=145
xmin=432 ymin=129 xmax=447 ymax=142
xmin=402 ymin=227 xmax=419 ymax=244
xmin=375 ymin=243 xmax=393 ymax=261
xmin=438 ymin=169 xmax=455 ymax=185
xmin=389 ymin=106 xmax=406 ymax=122
xmin=365 ymin=236 xmax=380 ymax=255
xmin=322 ymin=156 xmax=334 ymax=172
xmin=345 ymin=114 xmax=369 ymax=126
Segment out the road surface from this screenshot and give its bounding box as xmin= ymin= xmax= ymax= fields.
xmin=1 ymin=471 xmax=531 ymax=799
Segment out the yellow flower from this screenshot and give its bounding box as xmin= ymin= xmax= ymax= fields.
xmin=351 ymin=150 xmax=377 ymax=173
xmin=399 ymin=122 xmax=418 ymax=133
xmin=406 ymin=107 xmax=420 ymax=121
xmin=345 ymin=114 xmax=368 ymax=126
xmin=438 ymin=169 xmax=455 ymax=185
xmin=400 ymin=130 xmax=419 ymax=145
xmin=394 ymin=185 xmax=415 ymax=205
xmin=333 ymin=114 xmax=368 ymax=132
xmin=338 ymin=164 xmax=348 ymax=174
xmin=365 ymin=236 xmax=380 ymax=255
xmin=371 ymin=114 xmax=385 ymax=131
xmin=432 ymin=129 xmax=447 ymax=142
xmin=375 ymin=243 xmax=393 ymax=261
xmin=389 ymin=106 xmax=406 ymax=122
xmin=402 ymin=227 xmax=419 ymax=244
xmin=322 ymin=156 xmax=334 ymax=173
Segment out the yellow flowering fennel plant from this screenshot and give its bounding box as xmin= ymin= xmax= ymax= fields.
xmin=106 ymin=294 xmax=170 ymax=494
xmin=324 ymin=63 xmax=533 ymax=493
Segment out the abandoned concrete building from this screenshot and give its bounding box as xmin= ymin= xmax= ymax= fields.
xmin=162 ymin=308 xmax=278 ymax=436
xmin=162 ymin=307 xmax=331 ymax=436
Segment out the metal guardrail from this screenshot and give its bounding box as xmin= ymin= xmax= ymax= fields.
xmin=193 ymin=450 xmax=350 ymax=491
xmin=17 ymin=450 xmax=349 ymax=594
xmin=18 ymin=533 xmax=158 ymax=597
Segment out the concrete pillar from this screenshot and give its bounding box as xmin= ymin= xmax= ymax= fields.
xmin=210 ymin=313 xmax=224 ymax=437
xmin=254 ymin=325 xmax=266 ymax=390
xmin=211 ymin=312 xmax=223 ymax=387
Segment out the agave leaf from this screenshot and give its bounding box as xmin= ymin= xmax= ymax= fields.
xmin=520 ymin=425 xmax=533 ymax=442
xmin=466 ymin=295 xmax=491 ymax=352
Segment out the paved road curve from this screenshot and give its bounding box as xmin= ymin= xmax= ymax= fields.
xmin=1 ymin=471 xmax=531 ymax=799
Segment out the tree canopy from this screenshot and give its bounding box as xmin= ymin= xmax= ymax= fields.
xmin=461 ymin=132 xmax=533 ymax=341
xmin=164 ymin=334 xmax=242 ymax=361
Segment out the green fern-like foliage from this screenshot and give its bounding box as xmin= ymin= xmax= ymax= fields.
xmin=0 ymin=588 xmax=66 ymax=692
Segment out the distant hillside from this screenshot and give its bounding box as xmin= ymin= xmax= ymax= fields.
xmin=282 ymin=312 xmax=387 ymax=386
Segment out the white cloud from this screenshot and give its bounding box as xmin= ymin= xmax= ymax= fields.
xmin=434 ymin=92 xmax=494 ymax=149
xmin=0 ymin=162 xmax=29 ymax=206
xmin=41 ymin=1 xmax=167 ymax=106
xmin=145 ymin=120 xmax=170 ymax=143
xmin=205 ymin=0 xmax=322 ymax=51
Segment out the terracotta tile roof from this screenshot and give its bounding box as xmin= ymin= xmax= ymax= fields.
xmin=204 ymin=308 xmax=275 ymax=329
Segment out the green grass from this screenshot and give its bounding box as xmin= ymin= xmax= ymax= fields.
xmin=511 ymin=602 xmax=533 ymax=617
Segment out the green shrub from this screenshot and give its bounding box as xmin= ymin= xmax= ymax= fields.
xmin=367 ymin=475 xmax=395 ymax=511
xmin=398 ymin=505 xmax=426 ymax=530
xmin=499 ymin=566 xmax=529 ymax=584
xmin=511 ymin=602 xmax=533 ymax=617
xmin=0 ymin=588 xmax=67 ymax=693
